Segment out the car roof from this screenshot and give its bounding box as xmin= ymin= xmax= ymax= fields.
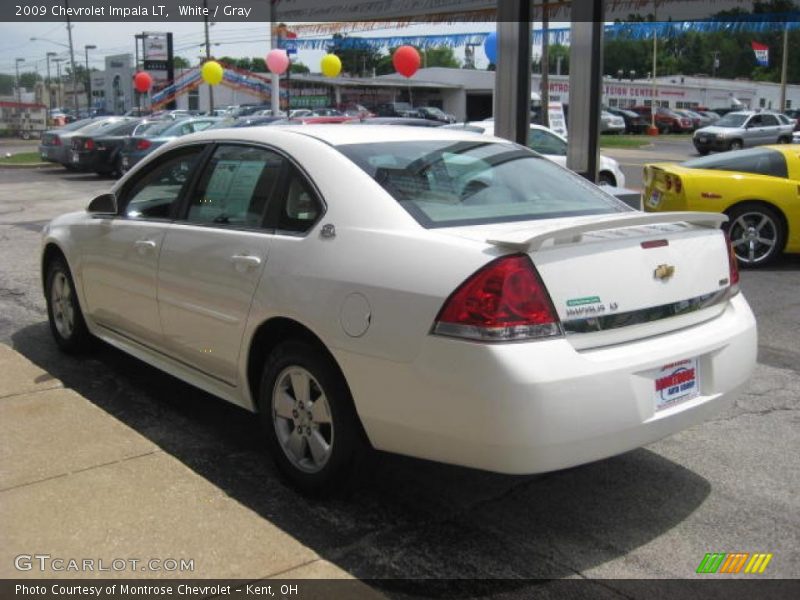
xmin=179 ymin=124 xmax=514 ymax=147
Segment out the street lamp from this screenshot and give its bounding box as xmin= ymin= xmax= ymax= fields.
xmin=46 ymin=52 xmax=57 ymax=124
xmin=85 ymin=45 xmax=96 ymax=113
xmin=31 ymin=34 xmax=77 ymax=113
xmin=15 ymin=58 xmax=25 ymax=132
xmin=52 ymin=58 xmax=64 ymax=110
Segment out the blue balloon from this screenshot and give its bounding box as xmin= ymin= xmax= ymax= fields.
xmin=484 ymin=31 xmax=497 ymax=64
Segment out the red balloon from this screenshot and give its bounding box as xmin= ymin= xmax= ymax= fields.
xmin=392 ymin=45 xmax=421 ymax=78
xmin=133 ymin=71 xmax=153 ymax=93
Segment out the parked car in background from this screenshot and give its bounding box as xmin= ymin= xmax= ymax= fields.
xmin=777 ymin=112 xmax=799 ymax=132
xmin=227 ymin=116 xmax=288 ymax=128
xmin=643 ymin=145 xmax=800 ymax=266
xmin=605 ymin=107 xmax=648 ymax=134
xmin=699 ymin=110 xmax=721 ymax=123
xmin=41 ymin=124 xmax=756 ymax=495
xmin=600 ymin=110 xmax=626 ymax=134
xmin=446 ymin=121 xmax=626 ymax=187
xmin=339 ymin=104 xmax=375 ymax=119
xmin=692 ymin=111 xmax=795 ymax=154
xmin=68 ymin=118 xmax=143 ymax=176
xmin=289 ymin=109 xmax=314 ymax=118
xmin=673 ymin=109 xmax=703 ymax=130
xmin=360 ymin=117 xmax=445 ymax=127
xmin=39 ymin=117 xmax=129 ymax=169
xmin=374 ymin=102 xmax=420 ymax=118
xmin=631 ymin=106 xmax=693 ymax=133
xmin=415 ymin=106 xmax=457 ymax=124
xmin=310 ymin=108 xmax=344 ymax=117
xmin=120 ymin=117 xmax=221 ymax=173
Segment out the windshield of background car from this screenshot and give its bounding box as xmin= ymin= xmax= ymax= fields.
xmin=715 ymin=113 xmax=749 ymax=128
xmin=338 ymin=140 xmax=628 ymax=228
xmin=75 ymin=119 xmax=122 ymax=134
xmin=57 ymin=118 xmax=93 ymax=132
xmin=682 ymin=148 xmax=788 ymax=178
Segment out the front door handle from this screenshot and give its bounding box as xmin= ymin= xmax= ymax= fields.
xmin=231 ymin=254 xmax=262 ymax=271
xmin=134 ymin=239 xmax=157 ymax=253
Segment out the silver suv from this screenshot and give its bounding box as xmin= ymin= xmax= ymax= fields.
xmin=693 ymin=110 xmax=794 ymax=154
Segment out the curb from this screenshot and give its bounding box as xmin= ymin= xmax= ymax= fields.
xmin=0 ymin=162 xmax=60 ymax=170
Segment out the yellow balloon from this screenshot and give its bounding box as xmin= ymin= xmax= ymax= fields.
xmin=201 ymin=60 xmax=224 ymax=85
xmin=320 ymin=54 xmax=342 ymax=78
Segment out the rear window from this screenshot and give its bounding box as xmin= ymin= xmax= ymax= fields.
xmin=337 ymin=140 xmax=628 ymax=228
xmin=682 ymin=148 xmax=788 ymax=178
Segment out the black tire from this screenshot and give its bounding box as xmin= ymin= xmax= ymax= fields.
xmin=45 ymin=256 xmax=93 ymax=353
xmin=696 ymin=148 xmax=710 ymax=156
xmin=597 ymin=172 xmax=616 ymax=187
xmin=258 ymin=339 xmax=367 ymax=496
xmin=725 ymin=203 xmax=785 ymax=268
xmin=728 ymin=139 xmax=743 ymax=151
xmin=778 ymin=136 xmax=792 ymax=144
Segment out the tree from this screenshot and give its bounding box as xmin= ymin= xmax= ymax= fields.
xmin=327 ymin=34 xmax=383 ymax=76
xmin=18 ymin=72 xmax=42 ymax=90
xmin=290 ymin=61 xmax=310 ymax=74
xmin=419 ymin=47 xmax=461 ymax=69
xmin=0 ymin=73 xmax=14 ymax=95
xmin=173 ymin=56 xmax=190 ymax=69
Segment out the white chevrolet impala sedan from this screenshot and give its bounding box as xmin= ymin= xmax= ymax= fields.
xmin=42 ymin=125 xmax=757 ymax=494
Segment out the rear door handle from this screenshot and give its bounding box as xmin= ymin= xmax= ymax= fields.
xmin=231 ymin=254 xmax=262 ymax=271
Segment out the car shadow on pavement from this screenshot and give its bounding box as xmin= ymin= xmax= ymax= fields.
xmin=13 ymin=321 xmax=711 ymax=587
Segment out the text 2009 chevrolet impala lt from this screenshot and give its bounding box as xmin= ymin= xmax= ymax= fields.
xmin=41 ymin=126 xmax=757 ymax=494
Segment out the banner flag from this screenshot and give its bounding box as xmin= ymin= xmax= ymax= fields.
xmin=751 ymin=41 xmax=769 ymax=66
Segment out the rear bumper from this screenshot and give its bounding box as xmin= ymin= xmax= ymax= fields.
xmin=338 ymin=293 xmax=757 ymax=474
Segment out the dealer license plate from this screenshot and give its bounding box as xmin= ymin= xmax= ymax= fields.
xmin=654 ymin=358 xmax=700 ymax=411
xmin=647 ymin=190 xmax=662 ymax=209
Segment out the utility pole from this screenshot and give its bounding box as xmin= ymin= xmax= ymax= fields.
xmin=540 ymin=0 xmax=550 ymax=127
xmin=63 ymin=0 xmax=79 ymax=113
xmin=711 ymin=50 xmax=720 ymax=78
xmin=779 ymin=25 xmax=788 ymax=112
xmin=270 ymin=2 xmax=280 ymax=115
xmin=46 ymin=52 xmax=55 ymax=124
xmin=203 ymin=0 xmax=214 ymax=112
xmin=15 ymin=58 xmax=25 ymax=132
xmin=84 ymin=45 xmax=96 ymax=113
xmin=53 ymin=58 xmax=64 ymax=108
xmin=649 ymin=0 xmax=659 ymax=134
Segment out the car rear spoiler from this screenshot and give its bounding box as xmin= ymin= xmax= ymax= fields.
xmin=486 ymin=211 xmax=728 ymax=252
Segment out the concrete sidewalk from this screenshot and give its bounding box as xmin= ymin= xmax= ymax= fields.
xmin=0 ymin=344 xmax=367 ymax=583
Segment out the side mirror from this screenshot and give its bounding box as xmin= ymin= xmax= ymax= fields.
xmin=87 ymin=192 xmax=117 ymax=215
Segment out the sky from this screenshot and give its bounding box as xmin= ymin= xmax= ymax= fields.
xmin=0 ymin=1 xmax=759 ymax=78
xmin=0 ymin=21 xmax=502 ymax=77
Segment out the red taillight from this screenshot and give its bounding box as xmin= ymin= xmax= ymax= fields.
xmin=136 ymin=139 xmax=151 ymax=151
xmin=53 ymin=135 xmax=61 ymax=146
xmin=433 ymin=255 xmax=562 ymax=342
xmin=724 ymin=232 xmax=740 ymax=294
xmin=85 ymin=139 xmax=94 ymax=150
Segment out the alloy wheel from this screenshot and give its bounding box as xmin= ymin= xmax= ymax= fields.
xmin=272 ymin=366 xmax=334 ymax=474
xmin=730 ymin=211 xmax=779 ymax=265
xmin=50 ymin=271 xmax=75 ymax=339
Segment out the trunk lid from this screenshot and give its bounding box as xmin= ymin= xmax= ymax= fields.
xmin=443 ymin=212 xmax=734 ymax=349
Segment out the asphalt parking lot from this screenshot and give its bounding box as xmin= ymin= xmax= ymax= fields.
xmin=1 ymin=141 xmax=798 ymax=591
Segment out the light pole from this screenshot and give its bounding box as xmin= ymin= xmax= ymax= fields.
xmin=46 ymin=52 xmax=56 ymax=124
xmin=15 ymin=58 xmax=25 ymax=132
xmin=203 ymin=0 xmax=214 ymax=112
xmin=84 ymin=44 xmax=96 ymax=113
xmin=52 ymin=58 xmax=64 ymax=109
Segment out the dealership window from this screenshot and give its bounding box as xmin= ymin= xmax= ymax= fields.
xmin=787 ymin=100 xmax=792 ymax=109
xmin=644 ymin=100 xmax=652 ymax=107
xmin=608 ymin=98 xmax=618 ymax=107
xmin=760 ymin=98 xmax=766 ymax=108
xmin=188 ymin=88 xmax=199 ymax=111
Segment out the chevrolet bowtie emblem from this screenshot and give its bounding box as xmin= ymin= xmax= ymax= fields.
xmin=654 ymin=264 xmax=676 ymax=280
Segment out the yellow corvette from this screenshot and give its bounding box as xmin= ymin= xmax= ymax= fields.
xmin=643 ymin=145 xmax=800 ymax=266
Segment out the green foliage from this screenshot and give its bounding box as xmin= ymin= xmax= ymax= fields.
xmin=18 ymin=72 xmax=41 ymax=89
xmin=172 ymin=56 xmax=191 ymax=69
xmin=327 ymin=34 xmax=384 ymax=76
xmin=0 ymin=73 xmax=16 ymax=95
xmin=290 ymin=61 xmax=310 ymax=74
